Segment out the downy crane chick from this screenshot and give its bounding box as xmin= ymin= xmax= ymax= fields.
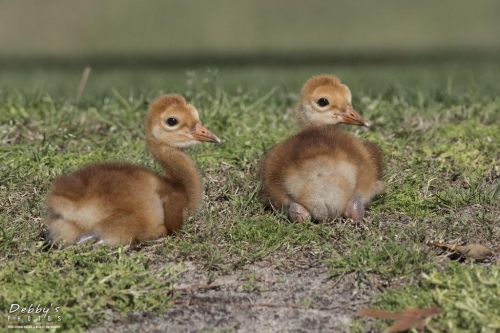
xmin=46 ymin=95 xmax=220 ymax=246
xmin=259 ymin=75 xmax=385 ymax=222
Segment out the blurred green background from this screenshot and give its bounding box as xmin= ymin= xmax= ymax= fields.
xmin=1 ymin=0 xmax=499 ymax=62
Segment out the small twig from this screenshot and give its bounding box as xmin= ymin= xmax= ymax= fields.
xmin=423 ymin=177 xmax=436 ymax=198
xmin=76 ymin=66 xmax=91 ymax=101
xmin=165 ymin=281 xmax=239 ymax=300
xmin=169 ymin=282 xmax=228 ymax=302
xmin=330 ymin=270 xmax=346 ymax=288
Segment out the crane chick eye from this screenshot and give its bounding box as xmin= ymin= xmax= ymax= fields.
xmin=316 ymin=98 xmax=329 ymax=107
xmin=166 ymin=117 xmax=178 ymax=126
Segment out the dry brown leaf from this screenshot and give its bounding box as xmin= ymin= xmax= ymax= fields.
xmin=354 ymin=306 xmax=440 ymax=333
xmin=458 ymin=243 xmax=494 ymax=261
xmin=428 ymin=242 xmax=494 ymax=261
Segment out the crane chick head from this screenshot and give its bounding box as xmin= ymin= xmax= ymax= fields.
xmin=146 ymin=94 xmax=220 ymax=149
xmin=297 ymin=75 xmax=369 ymax=128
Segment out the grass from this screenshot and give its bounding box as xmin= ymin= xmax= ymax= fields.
xmin=1 ymin=246 xmax=182 ymax=332
xmin=1 ymin=61 xmax=499 ymax=332
xmin=364 ymin=263 xmax=500 ymax=333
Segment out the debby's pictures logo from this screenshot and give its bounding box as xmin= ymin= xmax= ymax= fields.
xmin=6 ymin=303 xmax=62 ymax=330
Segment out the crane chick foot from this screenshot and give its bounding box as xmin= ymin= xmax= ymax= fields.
xmin=288 ymin=202 xmax=310 ymax=223
xmin=344 ymin=194 xmax=364 ymax=221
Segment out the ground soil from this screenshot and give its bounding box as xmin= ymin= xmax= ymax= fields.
xmin=88 ymin=260 xmax=378 ymax=333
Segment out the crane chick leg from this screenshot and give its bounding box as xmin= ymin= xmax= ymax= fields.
xmin=288 ymin=202 xmax=310 ymax=223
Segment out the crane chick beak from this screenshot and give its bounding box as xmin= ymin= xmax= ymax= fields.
xmin=337 ymin=105 xmax=370 ymax=127
xmin=191 ymin=123 xmax=221 ymax=143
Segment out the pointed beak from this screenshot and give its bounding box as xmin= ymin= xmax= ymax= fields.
xmin=191 ymin=123 xmax=221 ymax=143
xmin=338 ymin=105 xmax=370 ymax=127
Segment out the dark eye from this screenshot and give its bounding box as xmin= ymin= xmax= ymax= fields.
xmin=317 ymin=98 xmax=329 ymax=107
xmin=166 ymin=118 xmax=178 ymax=126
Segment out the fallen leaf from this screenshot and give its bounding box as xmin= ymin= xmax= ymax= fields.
xmin=428 ymin=242 xmax=494 ymax=261
xmin=458 ymin=244 xmax=495 ymax=261
xmin=354 ymin=306 xmax=440 ymax=333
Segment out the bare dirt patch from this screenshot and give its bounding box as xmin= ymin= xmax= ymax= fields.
xmin=88 ymin=261 xmax=377 ymax=333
